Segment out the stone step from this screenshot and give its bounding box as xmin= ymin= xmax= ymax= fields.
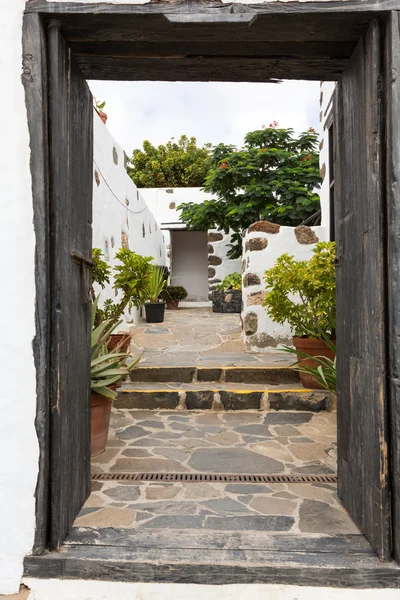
xmin=116 ymin=382 xmax=333 ymax=412
xmin=129 ymin=365 xmax=300 ymax=385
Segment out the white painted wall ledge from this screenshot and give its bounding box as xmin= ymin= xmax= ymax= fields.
xmin=22 ymin=579 xmax=400 ymax=600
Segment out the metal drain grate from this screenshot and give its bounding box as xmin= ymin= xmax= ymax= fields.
xmin=92 ymin=472 xmax=337 ymax=484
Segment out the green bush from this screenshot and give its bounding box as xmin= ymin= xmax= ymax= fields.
xmin=263 ymin=241 xmax=336 ymax=338
xmin=92 ymin=248 xmax=111 ymax=290
xmin=217 ymin=272 xmax=242 ymax=291
xmin=161 ymin=286 xmax=188 ymax=302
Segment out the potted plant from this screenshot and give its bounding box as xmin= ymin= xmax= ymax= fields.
xmin=263 ymin=241 xmax=336 ymax=389
xmin=212 ymin=272 xmax=242 ymax=313
xmin=92 ymin=247 xmax=154 ymax=348
xmin=161 ymin=285 xmax=188 ymax=309
xmin=144 ymin=266 xmax=167 ymax=323
xmin=92 ymin=248 xmax=131 ymax=352
xmin=95 ymin=100 xmax=107 ymax=124
xmin=91 ymin=297 xmax=140 ymax=456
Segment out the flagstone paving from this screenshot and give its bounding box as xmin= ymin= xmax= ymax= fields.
xmin=128 ymin=307 xmax=293 ymax=367
xmin=92 ymin=409 xmax=337 ymax=476
xmin=74 ymin=408 xmax=358 ymax=535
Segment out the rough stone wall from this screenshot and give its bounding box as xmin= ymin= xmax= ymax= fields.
xmin=207 ymin=230 xmax=242 ymax=300
xmin=242 ymin=222 xmax=328 ymax=352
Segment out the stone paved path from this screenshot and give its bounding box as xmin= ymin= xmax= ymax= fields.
xmin=75 ymin=409 xmax=358 ymax=535
xmin=129 ymin=307 xmax=292 ymax=367
xmin=93 ymin=409 xmax=337 ymax=476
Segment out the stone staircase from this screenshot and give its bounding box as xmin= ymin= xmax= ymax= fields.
xmin=116 ymin=365 xmax=334 ymax=413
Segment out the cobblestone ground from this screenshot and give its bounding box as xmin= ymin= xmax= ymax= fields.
xmin=129 ymin=307 xmax=292 ymax=366
xmin=74 ymin=409 xmax=358 ymax=535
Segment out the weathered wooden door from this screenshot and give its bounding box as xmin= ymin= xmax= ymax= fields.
xmin=334 ymin=19 xmax=391 ymax=560
xmin=385 ymin=10 xmax=400 ymax=565
xmin=48 ymin=23 xmax=93 ymax=549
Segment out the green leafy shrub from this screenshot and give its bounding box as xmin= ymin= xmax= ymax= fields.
xmin=113 ymin=248 xmax=154 ymax=310
xmin=92 ymin=248 xmax=111 ymax=289
xmin=217 ymin=272 xmax=242 ymax=291
xmin=263 ymin=241 xmax=336 ymax=338
xmin=161 ymin=286 xmax=188 ymax=302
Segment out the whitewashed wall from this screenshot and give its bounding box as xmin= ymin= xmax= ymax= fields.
xmin=21 ymin=579 xmax=400 ymax=600
xmin=0 ymin=0 xmax=39 ymax=594
xmin=93 ymin=114 xmax=166 ymax=327
xmin=319 ymin=81 xmax=336 ymax=232
xmin=242 ymin=223 xmax=329 ymax=352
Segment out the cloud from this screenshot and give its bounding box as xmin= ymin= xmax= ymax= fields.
xmin=89 ymin=80 xmax=321 ymax=156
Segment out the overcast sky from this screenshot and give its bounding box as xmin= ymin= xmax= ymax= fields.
xmin=88 ymin=80 xmax=321 ymax=156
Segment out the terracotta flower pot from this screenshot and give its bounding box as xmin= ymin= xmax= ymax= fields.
xmin=107 ymin=333 xmax=131 ymax=353
xmin=99 ymin=110 xmax=107 ymax=124
xmin=91 ymin=393 xmax=113 ymax=456
xmin=166 ymin=301 xmax=179 ymax=310
xmin=292 ymin=336 xmax=336 ymax=390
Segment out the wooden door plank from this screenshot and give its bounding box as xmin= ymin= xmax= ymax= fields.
xmin=24 ymin=0 xmax=400 ymax=16
xmin=23 ymin=543 xmax=400 ymax=588
xmin=48 ymin=23 xmax=93 ymax=549
xmin=335 ymin=19 xmax=391 ymax=560
xmin=385 ymin=10 xmax=400 ymax=565
xmin=21 ymin=12 xmax=51 ymax=554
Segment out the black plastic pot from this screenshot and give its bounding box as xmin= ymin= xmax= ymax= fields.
xmin=145 ymin=302 xmax=165 ymax=323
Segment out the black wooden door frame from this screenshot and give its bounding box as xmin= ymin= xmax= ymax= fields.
xmin=22 ymin=0 xmax=400 ymax=560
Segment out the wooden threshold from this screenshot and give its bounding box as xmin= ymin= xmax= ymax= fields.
xmin=24 ymin=528 xmax=400 ymax=588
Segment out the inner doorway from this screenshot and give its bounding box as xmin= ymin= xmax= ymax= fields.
xmin=171 ymin=230 xmax=209 ymax=302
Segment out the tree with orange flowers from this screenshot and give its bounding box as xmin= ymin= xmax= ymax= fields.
xmin=178 ymin=124 xmax=321 ymax=258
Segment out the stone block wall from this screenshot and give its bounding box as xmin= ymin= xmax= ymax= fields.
xmin=207 ymin=230 xmax=242 ymax=300
xmin=242 ymin=221 xmax=328 ymax=352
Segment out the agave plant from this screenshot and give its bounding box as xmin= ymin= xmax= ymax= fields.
xmin=91 ymin=296 xmax=141 ymax=400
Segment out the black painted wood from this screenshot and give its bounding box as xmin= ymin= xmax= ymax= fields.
xmin=66 ymin=527 xmax=375 ymax=555
xmin=24 ymin=0 xmax=399 ymax=16
xmin=21 ymin=12 xmax=50 ymax=554
xmin=23 ymin=543 xmax=400 ymax=588
xmin=23 ymin=3 xmax=378 ymax=81
xmin=334 ymin=20 xmax=391 ymax=561
xmin=48 ymin=23 xmax=93 ymax=550
xmin=385 ymin=10 xmax=400 ymax=565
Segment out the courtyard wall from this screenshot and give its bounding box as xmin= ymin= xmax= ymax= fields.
xmin=241 ymin=223 xmax=329 ymax=351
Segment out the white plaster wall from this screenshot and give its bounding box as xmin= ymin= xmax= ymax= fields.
xmin=93 ymin=114 xmax=166 ymax=328
xmin=242 ymin=225 xmax=328 ymax=352
xmin=0 ymin=0 xmax=39 ymax=595
xmin=139 ymin=187 xmax=214 ymax=229
xmin=319 ymin=81 xmax=336 ymax=231
xmin=22 ymin=579 xmax=400 ymax=599
xmin=171 ymin=230 xmax=209 ymax=301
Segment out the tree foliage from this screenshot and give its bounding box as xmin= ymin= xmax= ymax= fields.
xmin=128 ymin=135 xmax=211 ymax=188
xmin=178 ymin=125 xmax=322 ymax=257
